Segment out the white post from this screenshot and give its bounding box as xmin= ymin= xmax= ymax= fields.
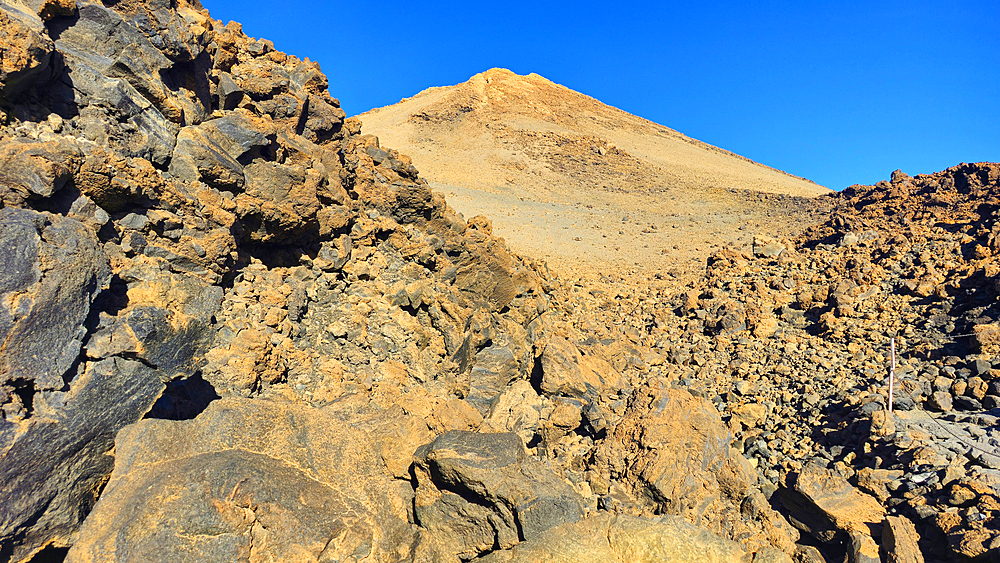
xmin=889 ymin=337 xmax=895 ymax=414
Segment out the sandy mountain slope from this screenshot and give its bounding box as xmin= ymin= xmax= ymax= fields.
xmin=358 ymin=68 xmax=832 ymax=275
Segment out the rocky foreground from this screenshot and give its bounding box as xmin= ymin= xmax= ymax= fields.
xmin=550 ymin=164 xmax=1000 ymax=562
xmin=0 ymin=1 xmax=996 ymax=563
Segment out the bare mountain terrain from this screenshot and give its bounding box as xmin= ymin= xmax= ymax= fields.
xmin=3 ymin=1 xmax=998 ymax=562
xmin=359 ymin=68 xmax=832 ymax=275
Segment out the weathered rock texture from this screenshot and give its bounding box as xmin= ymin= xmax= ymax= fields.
xmin=0 ymin=0 xmax=792 ymax=561
xmin=66 ymin=398 xmax=418 ymax=563
xmin=412 ymin=430 xmax=586 ymax=560
xmin=476 ymin=513 xmax=781 ymax=563
xmin=3 ymin=0 xmax=996 ymax=561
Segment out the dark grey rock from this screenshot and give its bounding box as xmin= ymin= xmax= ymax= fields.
xmin=413 ymin=431 xmax=585 ymax=559
xmin=466 ymin=345 xmax=520 ymax=415
xmin=216 ymin=71 xmax=243 ymax=110
xmin=117 ymin=212 xmax=149 ymax=231
xmin=86 ymin=303 xmax=216 ymax=380
xmin=893 ymin=393 xmax=916 ymax=411
xmin=0 ymin=209 xmax=110 ymax=392
xmin=302 ymin=94 xmax=346 ymax=143
xmin=953 ymin=396 xmax=982 ymax=411
xmin=168 ymin=113 xmax=273 ymax=190
xmin=0 ymin=209 xmax=41 ymax=294
xmin=54 ymin=5 xmax=182 ymax=164
xmin=973 ymin=358 xmax=992 ymax=376
xmin=57 ymin=3 xmax=209 ymax=124
xmin=0 ymin=357 xmax=164 ymax=562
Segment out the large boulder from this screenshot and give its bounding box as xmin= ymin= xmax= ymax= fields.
xmin=0 ymin=137 xmax=83 ymax=208
xmin=66 ymin=398 xmax=419 ymax=563
xmin=413 ymin=430 xmax=586 ymax=560
xmin=594 ymin=384 xmax=799 ymax=555
xmin=476 ymin=513 xmax=787 ymax=563
xmin=775 ymin=461 xmax=887 ymax=563
xmin=0 ymin=208 xmax=108 ymax=398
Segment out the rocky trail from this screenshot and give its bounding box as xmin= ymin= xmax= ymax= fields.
xmin=0 ymin=1 xmax=997 ymax=563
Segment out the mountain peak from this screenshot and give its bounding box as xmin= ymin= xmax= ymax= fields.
xmin=358 ymin=70 xmax=827 ymax=198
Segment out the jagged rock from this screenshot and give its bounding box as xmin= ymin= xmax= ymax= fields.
xmin=55 ymin=2 xmax=210 ymax=125
xmin=595 ymin=385 xmax=799 ymax=555
xmin=753 ymin=235 xmax=786 ymax=257
xmin=84 ymin=282 xmax=221 ymax=379
xmin=11 ymin=0 xmax=999 ymax=560
xmin=0 ymin=1 xmax=55 ymax=99
xmin=1 ymin=357 xmax=164 ymax=563
xmin=927 ymin=390 xmax=952 ymax=412
xmin=413 ymin=430 xmax=585 ymax=560
xmin=105 ymin=0 xmax=212 ymax=64
xmin=238 ymin=159 xmax=324 ymax=243
xmin=777 ymin=461 xmax=886 ymax=558
xmin=167 ymin=112 xmax=273 ymax=191
xmin=882 ymin=515 xmax=925 ymax=563
xmin=66 ymin=398 xmax=419 ymax=563
xmin=476 ymin=513 xmax=772 ymax=563
xmin=0 ymin=138 xmax=82 ymax=207
xmin=538 ymin=334 xmax=624 ymax=400
xmin=481 ymin=380 xmax=544 ymax=444
xmin=215 ymin=71 xmax=243 ymax=110
xmin=0 ymin=209 xmax=109 ymax=394
xmin=466 ymin=344 xmax=520 ymax=415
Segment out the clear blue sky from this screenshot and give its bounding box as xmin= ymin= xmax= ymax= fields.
xmin=202 ymin=0 xmax=998 ymax=190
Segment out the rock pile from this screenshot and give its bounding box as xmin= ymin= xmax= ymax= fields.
xmin=2 ymin=1 xmax=997 ymax=562
xmin=549 ymin=164 xmax=1000 ymax=562
xmin=0 ymin=1 xmax=799 ymax=562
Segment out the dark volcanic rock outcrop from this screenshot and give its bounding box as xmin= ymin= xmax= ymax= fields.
xmin=0 ymin=0 xmax=557 ymax=559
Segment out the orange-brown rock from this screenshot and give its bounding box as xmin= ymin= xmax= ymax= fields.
xmin=595 ymin=385 xmax=799 ymax=555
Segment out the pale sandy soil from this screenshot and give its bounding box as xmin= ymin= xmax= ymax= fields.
xmin=437 ymin=182 xmax=830 ymax=284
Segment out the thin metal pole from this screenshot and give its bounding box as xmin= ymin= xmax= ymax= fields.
xmin=889 ymin=338 xmax=895 ymax=414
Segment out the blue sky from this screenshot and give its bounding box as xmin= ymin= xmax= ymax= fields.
xmin=202 ymin=1 xmax=998 ymax=190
